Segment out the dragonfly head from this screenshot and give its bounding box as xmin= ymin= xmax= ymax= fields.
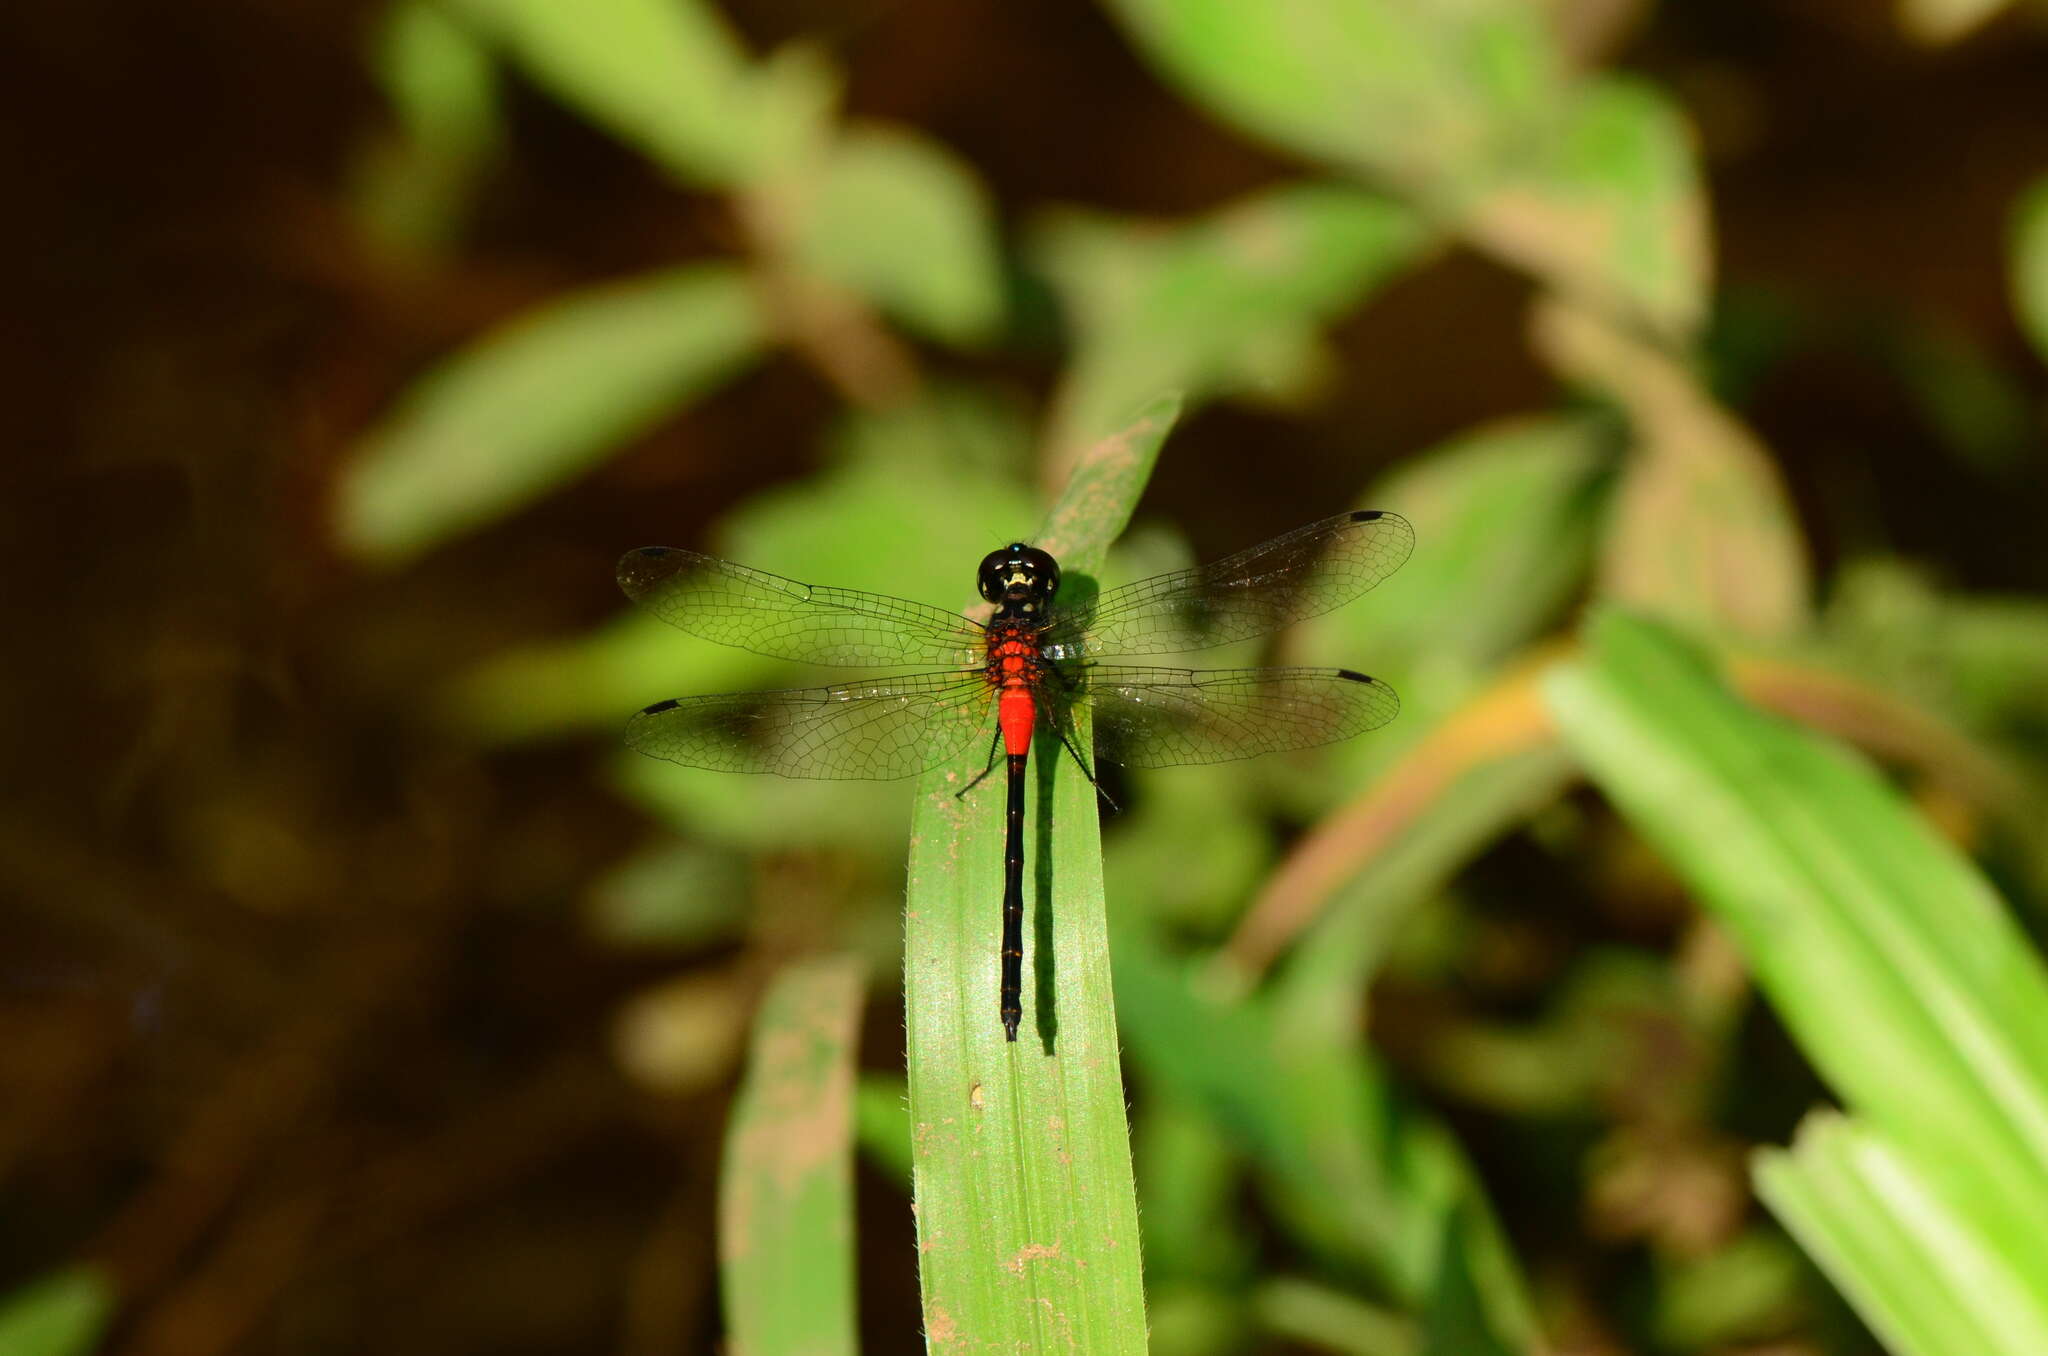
xmin=977 ymin=542 xmax=1061 ymax=613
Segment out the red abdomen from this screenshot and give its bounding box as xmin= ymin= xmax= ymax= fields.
xmin=992 ymin=634 xmax=1038 ymax=756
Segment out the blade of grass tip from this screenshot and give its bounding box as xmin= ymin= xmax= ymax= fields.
xmin=903 ymin=392 xmax=1179 ymax=1351
xmin=720 ymin=954 xmax=864 ymax=1356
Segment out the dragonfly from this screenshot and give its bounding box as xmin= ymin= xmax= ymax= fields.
xmin=617 ymin=510 xmax=1413 ymax=1041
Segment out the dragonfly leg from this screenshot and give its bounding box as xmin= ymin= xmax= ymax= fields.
xmin=956 ymin=725 xmax=1004 ymax=799
xmin=1045 ymin=666 xmax=1118 ymax=810
xmin=1056 ymin=722 xmax=1119 ymax=814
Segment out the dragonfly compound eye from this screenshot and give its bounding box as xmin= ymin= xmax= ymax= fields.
xmin=977 ymin=544 xmax=1060 ymax=604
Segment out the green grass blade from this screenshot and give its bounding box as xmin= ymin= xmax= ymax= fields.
xmin=902 ymin=394 xmax=1177 ymax=1351
xmin=794 ymin=126 xmax=1005 ymax=346
xmin=1032 ymin=184 xmax=1428 ymax=462
xmin=1545 ymin=610 xmax=2048 ymax=1312
xmin=719 ymin=955 xmax=865 ymax=1356
xmin=1757 ymin=1113 xmax=2048 ymax=1356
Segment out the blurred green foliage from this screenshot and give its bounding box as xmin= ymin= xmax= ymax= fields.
xmin=336 ymin=263 xmax=765 ymax=561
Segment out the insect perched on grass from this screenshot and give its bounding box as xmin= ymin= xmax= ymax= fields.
xmin=619 ymin=510 xmax=1412 ymax=1039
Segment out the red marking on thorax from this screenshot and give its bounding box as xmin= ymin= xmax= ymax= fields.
xmin=989 ymin=631 xmax=1040 ymax=756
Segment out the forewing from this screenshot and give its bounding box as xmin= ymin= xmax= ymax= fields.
xmin=619 ymin=547 xmax=987 ymax=668
xmin=1077 ymin=665 xmax=1398 ymax=770
xmin=1043 ymin=511 xmax=1413 ymax=660
xmin=626 ymin=672 xmax=993 ymax=780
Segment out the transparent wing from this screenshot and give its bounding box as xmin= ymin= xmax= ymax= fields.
xmin=619 ymin=547 xmax=987 ymax=669
xmin=1042 ymin=511 xmax=1413 ymax=660
xmin=1074 ymin=665 xmax=1399 ymax=770
xmin=624 ymin=672 xmax=993 ymax=780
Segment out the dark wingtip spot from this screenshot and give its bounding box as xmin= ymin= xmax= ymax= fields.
xmin=1336 ymin=669 xmax=1374 ymax=684
xmin=635 ymin=545 xmax=669 ymax=557
xmin=640 ymin=698 xmax=681 ymax=714
xmin=1350 ymin=509 xmax=1383 ymax=521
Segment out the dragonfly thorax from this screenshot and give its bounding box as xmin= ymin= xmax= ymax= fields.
xmin=977 ymin=542 xmax=1060 ymax=616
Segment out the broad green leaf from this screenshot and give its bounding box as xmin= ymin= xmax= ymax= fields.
xmin=336 ymin=263 xmax=766 ymax=564
xmin=0 ymin=1266 xmax=113 ymax=1356
xmin=720 ymin=955 xmax=864 ymax=1355
xmin=792 ymin=126 xmax=1004 ymax=346
xmin=901 ymin=395 xmax=1177 ymax=1352
xmin=1101 ymin=0 xmax=1561 ymax=194
xmin=1545 ymin=611 xmax=2048 ymax=1277
xmin=1757 ymin=1113 xmax=2048 ymax=1356
xmin=1534 ymin=300 xmax=1808 ymax=639
xmin=447 ymin=0 xmax=762 ymax=186
xmin=2013 ymin=175 xmax=2048 ymax=363
xmin=1464 ymin=78 xmax=1710 ymax=341
xmin=1104 ymin=4 xmax=1707 ymax=338
xmin=1034 ymin=183 xmax=1429 ymax=461
xmin=353 ymin=0 xmax=499 ymax=254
